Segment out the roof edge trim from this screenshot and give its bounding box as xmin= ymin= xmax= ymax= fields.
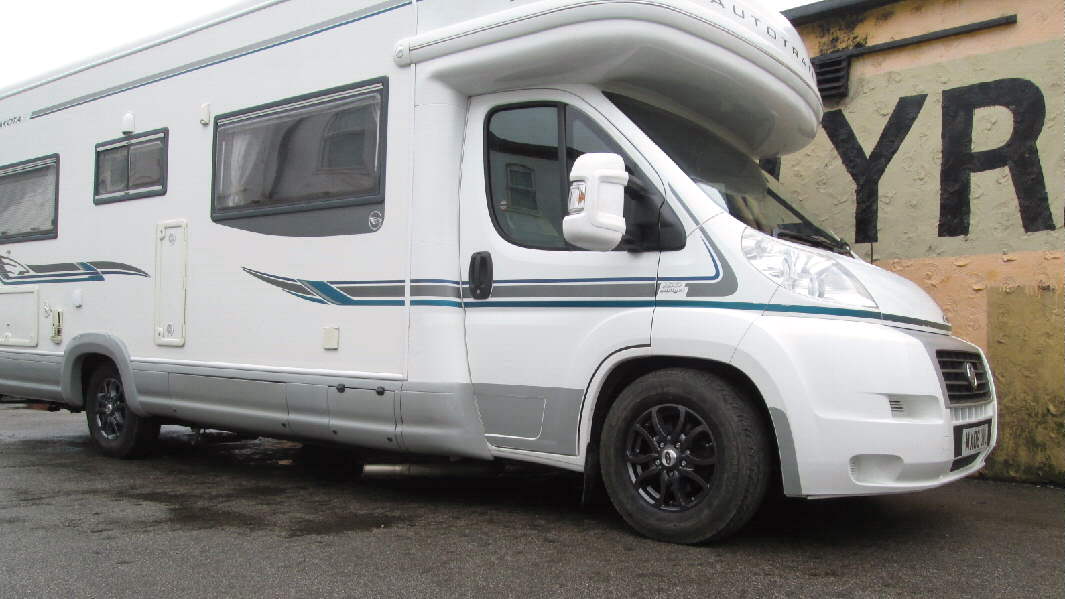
xmin=782 ymin=0 xmax=902 ymax=26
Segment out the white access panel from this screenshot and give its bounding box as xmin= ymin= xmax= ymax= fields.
xmin=0 ymin=287 xmax=38 ymax=347
xmin=155 ymin=220 xmax=188 ymax=347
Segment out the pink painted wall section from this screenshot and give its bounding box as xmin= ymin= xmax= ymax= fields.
xmin=781 ymin=0 xmax=1064 ymax=483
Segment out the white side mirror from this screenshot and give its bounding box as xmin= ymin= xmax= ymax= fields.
xmin=562 ymin=153 xmax=628 ymax=251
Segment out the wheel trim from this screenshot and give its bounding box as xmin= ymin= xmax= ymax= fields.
xmin=94 ymin=377 xmax=127 ymax=441
xmin=625 ymin=403 xmax=717 ymax=512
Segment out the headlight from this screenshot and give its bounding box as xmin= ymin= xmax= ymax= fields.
xmin=741 ymin=228 xmax=877 ymax=310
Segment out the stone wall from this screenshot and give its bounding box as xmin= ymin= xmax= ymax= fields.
xmin=779 ymin=0 xmax=1064 ymax=483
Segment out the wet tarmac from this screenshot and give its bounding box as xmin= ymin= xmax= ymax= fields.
xmin=1 ymin=402 xmax=1061 ymax=598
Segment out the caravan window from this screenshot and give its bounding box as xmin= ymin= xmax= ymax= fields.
xmin=0 ymin=155 xmax=59 ymax=244
xmin=94 ymin=129 xmax=168 ymax=204
xmin=213 ymin=81 xmax=385 ymax=221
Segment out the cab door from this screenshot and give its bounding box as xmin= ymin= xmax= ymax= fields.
xmin=459 ymin=91 xmax=666 ymax=455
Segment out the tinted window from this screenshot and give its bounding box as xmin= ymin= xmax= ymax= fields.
xmin=486 ymin=106 xmax=566 ymax=249
xmin=213 ymin=83 xmax=384 ymax=220
xmin=0 ymin=155 xmax=58 ymax=243
xmin=94 ymin=129 xmax=167 ymax=204
xmin=486 ymin=103 xmax=678 ymax=251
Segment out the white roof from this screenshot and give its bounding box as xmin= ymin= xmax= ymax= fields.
xmin=0 ymin=0 xmax=292 ymax=101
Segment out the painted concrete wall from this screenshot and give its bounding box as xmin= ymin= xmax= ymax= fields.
xmin=779 ymin=0 xmax=1063 ymax=483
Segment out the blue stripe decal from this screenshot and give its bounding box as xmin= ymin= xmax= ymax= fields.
xmin=658 ymin=276 xmax=725 ymax=282
xmin=1 ymin=257 xmax=147 ymax=286
xmin=284 ymin=290 xmax=327 ymax=305
xmin=300 ymin=280 xmax=405 ymax=306
xmin=656 ymin=300 xmax=767 ymax=311
xmin=244 ymin=269 xmax=948 ymax=331
xmin=300 ymin=280 xmax=349 ymax=305
xmin=762 ymin=303 xmax=881 ymax=320
xmin=882 ymin=313 xmax=952 ymax=331
xmin=491 ymin=276 xmax=658 ymax=284
xmin=465 ymin=300 xmax=656 ymax=309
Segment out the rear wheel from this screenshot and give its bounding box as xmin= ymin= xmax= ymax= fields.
xmin=85 ymin=364 xmax=159 ymax=458
xmin=600 ymin=368 xmax=770 ymax=544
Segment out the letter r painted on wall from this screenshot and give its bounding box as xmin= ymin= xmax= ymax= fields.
xmin=940 ymin=78 xmax=1056 ymax=237
xmin=816 ymin=78 xmax=1056 ymax=244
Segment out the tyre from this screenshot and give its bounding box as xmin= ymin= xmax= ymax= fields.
xmin=600 ymin=368 xmax=771 ymax=544
xmin=85 ymin=363 xmax=159 ymax=458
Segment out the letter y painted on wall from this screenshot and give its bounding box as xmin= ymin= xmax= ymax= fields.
xmin=822 ymin=95 xmax=927 ymax=243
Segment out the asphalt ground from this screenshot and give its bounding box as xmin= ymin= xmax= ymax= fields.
xmin=1 ymin=402 xmax=1061 ymax=598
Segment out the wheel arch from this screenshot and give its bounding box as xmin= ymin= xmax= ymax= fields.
xmin=61 ymin=333 xmax=145 ymax=415
xmin=581 ymin=354 xmax=800 ymax=500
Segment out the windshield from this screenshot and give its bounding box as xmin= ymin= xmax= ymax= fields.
xmin=607 ymin=93 xmax=850 ymax=254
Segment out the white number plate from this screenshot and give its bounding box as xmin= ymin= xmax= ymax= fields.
xmin=959 ymin=422 xmax=991 ymax=457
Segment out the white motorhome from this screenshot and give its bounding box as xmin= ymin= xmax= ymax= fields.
xmin=0 ymin=0 xmax=996 ymax=543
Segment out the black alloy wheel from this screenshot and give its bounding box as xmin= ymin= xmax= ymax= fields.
xmin=93 ymin=374 xmax=127 ymax=441
xmin=626 ymin=404 xmax=717 ymax=511
xmin=85 ymin=363 xmax=159 ymax=458
xmin=601 ymin=368 xmax=771 ymax=544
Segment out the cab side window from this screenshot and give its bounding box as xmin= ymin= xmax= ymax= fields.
xmin=485 ymin=105 xmax=567 ymax=249
xmin=486 ymin=103 xmax=681 ymax=251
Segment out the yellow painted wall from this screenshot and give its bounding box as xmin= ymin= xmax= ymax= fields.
xmin=781 ymin=0 xmax=1064 ymax=482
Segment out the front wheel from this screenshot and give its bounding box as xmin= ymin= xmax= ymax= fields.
xmin=85 ymin=364 xmax=159 ymax=458
xmin=600 ymin=368 xmax=771 ymax=544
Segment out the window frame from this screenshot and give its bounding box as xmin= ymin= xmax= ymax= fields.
xmin=93 ymin=128 xmax=169 ymax=205
xmin=0 ymin=153 xmax=60 ymax=245
xmin=483 ymin=101 xmax=568 ymax=251
xmin=210 ymin=77 xmax=388 ymax=223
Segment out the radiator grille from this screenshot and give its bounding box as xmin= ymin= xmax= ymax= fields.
xmin=951 ymin=402 xmax=994 ymax=423
xmin=937 ymin=351 xmax=991 ymax=405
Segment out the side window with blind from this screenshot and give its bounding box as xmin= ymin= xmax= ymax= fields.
xmin=212 ymin=80 xmax=386 ymax=228
xmin=485 ymin=103 xmax=681 ymax=251
xmin=0 ymin=155 xmax=59 ymax=244
xmin=94 ymin=129 xmax=168 ymax=204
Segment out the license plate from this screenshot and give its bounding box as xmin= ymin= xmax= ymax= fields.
xmin=955 ymin=420 xmax=991 ymax=458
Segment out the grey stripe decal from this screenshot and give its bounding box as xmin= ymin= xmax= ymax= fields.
xmin=469 ymin=282 xmax=657 ymax=299
xmin=411 ymin=284 xmax=461 ymax=298
xmin=333 ymin=284 xmax=405 ymax=298
xmin=668 ymin=185 xmax=738 ymax=297
xmin=244 ymin=269 xmax=306 ymax=295
xmin=28 ymin=263 xmax=80 ymax=274
xmin=31 ymin=0 xmax=408 ymax=119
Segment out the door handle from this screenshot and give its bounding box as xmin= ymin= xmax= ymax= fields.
xmin=468 ymin=251 xmax=493 ymax=300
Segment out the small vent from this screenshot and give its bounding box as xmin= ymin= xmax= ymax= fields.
xmin=888 ymin=398 xmax=906 ymax=417
xmin=812 ymin=55 xmax=851 ymax=100
xmin=937 ymin=351 xmax=992 ymax=405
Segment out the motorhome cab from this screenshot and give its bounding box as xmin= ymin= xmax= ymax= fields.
xmin=0 ymin=0 xmax=997 ymax=543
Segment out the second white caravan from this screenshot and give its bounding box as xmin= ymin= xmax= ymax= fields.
xmin=0 ymin=0 xmax=996 ymax=543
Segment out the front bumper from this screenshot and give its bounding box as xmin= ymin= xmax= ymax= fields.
xmin=732 ymin=315 xmax=998 ymax=497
